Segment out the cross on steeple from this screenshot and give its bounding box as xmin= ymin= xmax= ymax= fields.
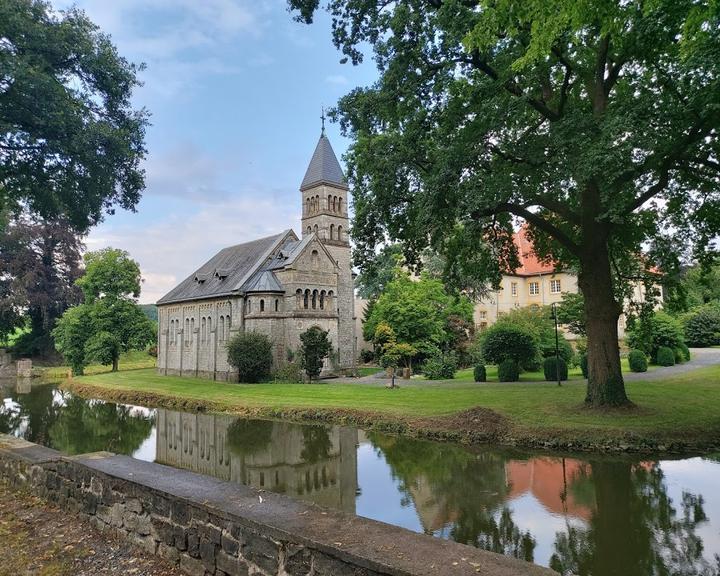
xmin=320 ymin=107 xmax=326 ymax=135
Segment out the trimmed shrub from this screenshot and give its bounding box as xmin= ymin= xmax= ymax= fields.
xmin=682 ymin=304 xmax=720 ymax=347
xmin=679 ymin=343 xmax=691 ymax=362
xmin=422 ymin=351 xmax=458 ymax=380
xmin=480 ymin=325 xmax=538 ymax=369
xmin=628 ymin=349 xmax=648 ymax=373
xmin=579 ymin=353 xmax=588 ymax=378
xmin=673 ymin=348 xmax=684 ymax=364
xmin=655 ymin=346 xmax=676 ymax=366
xmin=543 ymin=357 xmax=568 ymax=381
xmin=273 ymin=362 xmax=304 ymax=383
xmin=226 ymin=331 xmax=273 ymax=383
xmin=473 ymin=364 xmax=487 ymax=382
xmin=299 ymin=326 xmax=333 ymax=380
xmin=498 ymin=359 xmax=520 ymax=382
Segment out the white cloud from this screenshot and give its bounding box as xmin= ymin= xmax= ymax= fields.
xmin=87 ymin=195 xmax=301 ymax=304
xmin=325 ymin=74 xmax=349 ymax=85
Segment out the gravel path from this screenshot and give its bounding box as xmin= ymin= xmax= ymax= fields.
xmin=0 ymin=480 xmax=181 ymax=576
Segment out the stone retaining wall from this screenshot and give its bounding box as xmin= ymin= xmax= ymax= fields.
xmin=0 ymin=434 xmax=553 ymax=576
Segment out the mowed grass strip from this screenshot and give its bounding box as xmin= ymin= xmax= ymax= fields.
xmin=76 ymin=365 xmax=720 ymax=438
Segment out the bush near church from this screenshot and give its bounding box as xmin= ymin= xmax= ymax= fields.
xmin=299 ymin=326 xmax=332 ymax=381
xmin=422 ymin=350 xmax=458 ymax=380
xmin=682 ymin=303 xmax=720 ymax=347
xmin=226 ymin=331 xmax=273 ymax=383
xmin=479 ymin=325 xmax=538 ymax=371
xmin=543 ymin=357 xmax=568 ymax=382
xmin=473 ymin=364 xmax=487 ymax=383
xmin=628 ymin=349 xmax=648 ymax=373
xmin=655 ymin=346 xmax=676 ymax=367
xmin=497 ymin=359 xmax=520 ymax=382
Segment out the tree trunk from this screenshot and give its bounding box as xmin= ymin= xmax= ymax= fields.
xmin=112 ymin=356 xmax=119 ymax=372
xmin=578 ymin=241 xmax=630 ymax=407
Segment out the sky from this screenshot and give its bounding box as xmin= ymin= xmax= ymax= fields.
xmin=53 ymin=0 xmax=378 ymax=304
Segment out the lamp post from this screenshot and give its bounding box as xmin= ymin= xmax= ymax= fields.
xmin=551 ymin=302 xmax=561 ymax=387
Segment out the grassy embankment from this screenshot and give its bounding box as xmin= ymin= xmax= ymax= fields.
xmin=63 ymin=353 xmax=720 ymax=453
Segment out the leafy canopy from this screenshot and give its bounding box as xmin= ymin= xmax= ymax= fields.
xmin=299 ymin=326 xmax=333 ymax=380
xmin=0 ymin=0 xmax=148 ymax=232
xmin=226 ymin=331 xmax=274 ymax=383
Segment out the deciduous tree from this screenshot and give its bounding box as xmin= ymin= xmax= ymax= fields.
xmin=289 ymin=0 xmax=720 ymax=407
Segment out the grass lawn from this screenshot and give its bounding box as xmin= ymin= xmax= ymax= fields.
xmin=41 ymin=350 xmax=156 ymax=378
xmin=72 ymin=363 xmax=720 ymax=447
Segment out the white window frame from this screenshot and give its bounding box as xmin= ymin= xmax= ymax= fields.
xmin=511 ymin=282 xmax=518 ymax=296
xmin=550 ymin=279 xmax=561 ymax=294
xmin=529 ymin=282 xmax=540 ymax=296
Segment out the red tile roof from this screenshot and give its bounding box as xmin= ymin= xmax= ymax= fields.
xmin=512 ymin=228 xmax=556 ymax=276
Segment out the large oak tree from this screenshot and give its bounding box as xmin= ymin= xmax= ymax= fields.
xmin=0 ymin=0 xmax=148 ymax=232
xmin=289 ymin=0 xmax=720 ymax=407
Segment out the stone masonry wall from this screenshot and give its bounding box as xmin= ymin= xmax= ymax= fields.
xmin=0 ymin=435 xmax=553 ymax=576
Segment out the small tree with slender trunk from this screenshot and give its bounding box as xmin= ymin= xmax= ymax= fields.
xmin=299 ymin=326 xmax=333 ymax=381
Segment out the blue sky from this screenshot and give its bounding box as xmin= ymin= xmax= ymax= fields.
xmin=54 ymin=0 xmax=377 ymax=303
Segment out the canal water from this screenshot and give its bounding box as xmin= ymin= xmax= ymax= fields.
xmin=2 ymin=379 xmax=719 ymax=576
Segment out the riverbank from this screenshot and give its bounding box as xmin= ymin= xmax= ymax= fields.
xmin=62 ymin=362 xmax=720 ymax=454
xmin=0 ymin=479 xmax=181 ymax=576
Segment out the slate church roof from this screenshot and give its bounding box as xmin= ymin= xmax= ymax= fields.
xmin=157 ymin=231 xmax=295 ymax=305
xmin=300 ymin=133 xmax=349 ymax=191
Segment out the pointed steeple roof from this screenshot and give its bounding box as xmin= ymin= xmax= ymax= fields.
xmin=300 ymin=133 xmax=349 ymax=191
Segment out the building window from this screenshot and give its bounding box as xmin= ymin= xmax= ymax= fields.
xmin=207 ymin=317 xmax=211 ymax=339
xmin=320 ymin=290 xmax=325 ymax=310
xmin=550 ymin=279 xmax=561 ymax=294
xmin=185 ymin=318 xmax=190 ymax=344
xmin=201 ymin=317 xmax=206 ymax=343
xmin=312 ymin=289 xmax=318 ymax=309
xmin=511 ymin=282 xmax=518 ymax=296
xmin=311 ymin=249 xmax=319 ymax=270
xmin=478 ymin=310 xmax=487 ymax=320
xmin=337 ymin=225 xmax=343 ymax=242
xmin=529 ymin=282 xmax=540 ymax=296
xmin=190 ymin=318 xmax=195 ymax=343
xmin=304 ymin=289 xmax=310 ymax=309
xmin=225 ymin=315 xmax=231 ymax=340
xmin=260 ymin=299 xmax=265 ymax=312
xmin=338 ymin=197 xmax=342 ymax=213
xmin=275 ymin=299 xmax=279 ymax=312
xmin=219 ymin=316 xmax=225 ymax=341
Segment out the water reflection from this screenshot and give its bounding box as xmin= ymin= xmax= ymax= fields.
xmin=1 ymin=379 xmax=719 ymax=576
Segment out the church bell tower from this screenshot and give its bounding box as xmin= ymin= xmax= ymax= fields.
xmin=300 ymin=116 xmax=355 ymax=368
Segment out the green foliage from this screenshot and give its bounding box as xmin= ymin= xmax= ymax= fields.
xmin=682 ymin=303 xmax=720 ymax=347
xmin=0 ymin=0 xmax=148 ymax=232
xmin=355 ymin=244 xmax=404 ymax=299
xmin=359 ymin=349 xmax=375 ymax=363
xmin=679 ymin=343 xmax=691 ymax=362
xmin=381 ymin=342 xmax=417 ymax=369
xmin=497 ymin=360 xmax=520 ymax=383
xmin=52 ymin=305 xmax=93 ymax=375
xmin=77 ymin=248 xmax=143 ymax=303
xmin=363 ymin=270 xmax=473 ymax=360
xmin=473 ymin=364 xmax=487 ymax=383
xmin=655 ymin=346 xmax=676 ymax=367
xmin=84 ymin=331 xmax=121 ymax=367
xmin=628 ymin=350 xmax=648 ymax=373
xmin=479 ymin=325 xmax=538 ymax=370
xmin=0 ymin=212 xmax=82 ymax=354
xmin=579 ymin=354 xmax=589 ymax=379
xmin=543 ymin=357 xmax=568 ymax=382
xmin=273 ymin=362 xmax=304 ymax=383
xmin=299 ymin=326 xmax=333 ymax=380
xmin=226 ymin=331 xmax=274 ymax=383
xmin=555 ymin=292 xmax=587 ymax=336
xmin=627 ymin=312 xmax=686 ymax=360
xmin=422 ymin=351 xmax=458 ymax=380
xmin=289 ymin=0 xmax=720 ymax=406
xmin=665 ymin=263 xmax=720 ymax=313
xmin=140 ymin=304 xmax=158 ymax=322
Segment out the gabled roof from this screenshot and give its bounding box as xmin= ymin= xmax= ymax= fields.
xmin=156 ymin=231 xmax=293 ymax=305
xmin=511 ymin=228 xmax=557 ymax=276
xmin=243 ymin=270 xmax=283 ymax=293
xmin=300 ymin=133 xmax=349 ymax=191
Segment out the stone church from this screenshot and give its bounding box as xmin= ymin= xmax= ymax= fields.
xmin=156 ymin=129 xmax=355 ymax=380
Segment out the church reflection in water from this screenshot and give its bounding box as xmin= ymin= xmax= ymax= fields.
xmin=155 ymin=409 xmax=358 ymax=513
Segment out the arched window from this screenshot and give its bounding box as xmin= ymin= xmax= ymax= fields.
xmin=207 ymin=317 xmax=212 ymax=338
xmin=328 ymin=194 xmax=332 ymax=211
xmin=320 ymin=290 xmax=325 ymax=310
xmin=304 ymin=289 xmax=310 ymax=309
xmin=201 ymin=317 xmax=206 ymax=343
xmin=170 ymin=320 xmax=174 ymax=345
xmin=329 ymin=224 xmax=334 ymax=240
xmin=315 ymin=195 xmax=320 ymax=209
xmin=306 ymin=197 xmax=310 ymax=215
xmin=311 ymin=249 xmax=319 ymax=270
xmin=312 ymin=289 xmax=318 ymax=309
xmin=185 ymin=318 xmax=189 ymax=344
xmin=313 ymin=224 xmax=318 ymax=234
xmin=225 ymin=315 xmax=231 ymax=340
xmin=338 ymin=197 xmax=343 ymax=213
xmin=191 ymin=318 xmax=195 ymax=342
xmin=246 ymin=299 xmax=251 ymax=314
xmin=275 ymin=299 xmax=279 ymax=312
xmin=296 ymin=289 xmax=303 ymax=309
xmin=337 ymin=225 xmax=343 ymax=242
xmin=307 ymin=226 xmax=312 ymax=235
xmin=327 ymin=291 xmax=334 ymax=310
xmin=333 ymin=196 xmax=338 ymax=211
xmin=260 ymin=299 xmax=265 ymax=312
xmin=219 ymin=316 xmax=225 ymax=341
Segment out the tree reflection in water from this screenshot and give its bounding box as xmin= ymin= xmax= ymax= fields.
xmin=550 ymin=461 xmax=720 ymax=576
xmin=368 ymin=433 xmax=536 ymax=562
